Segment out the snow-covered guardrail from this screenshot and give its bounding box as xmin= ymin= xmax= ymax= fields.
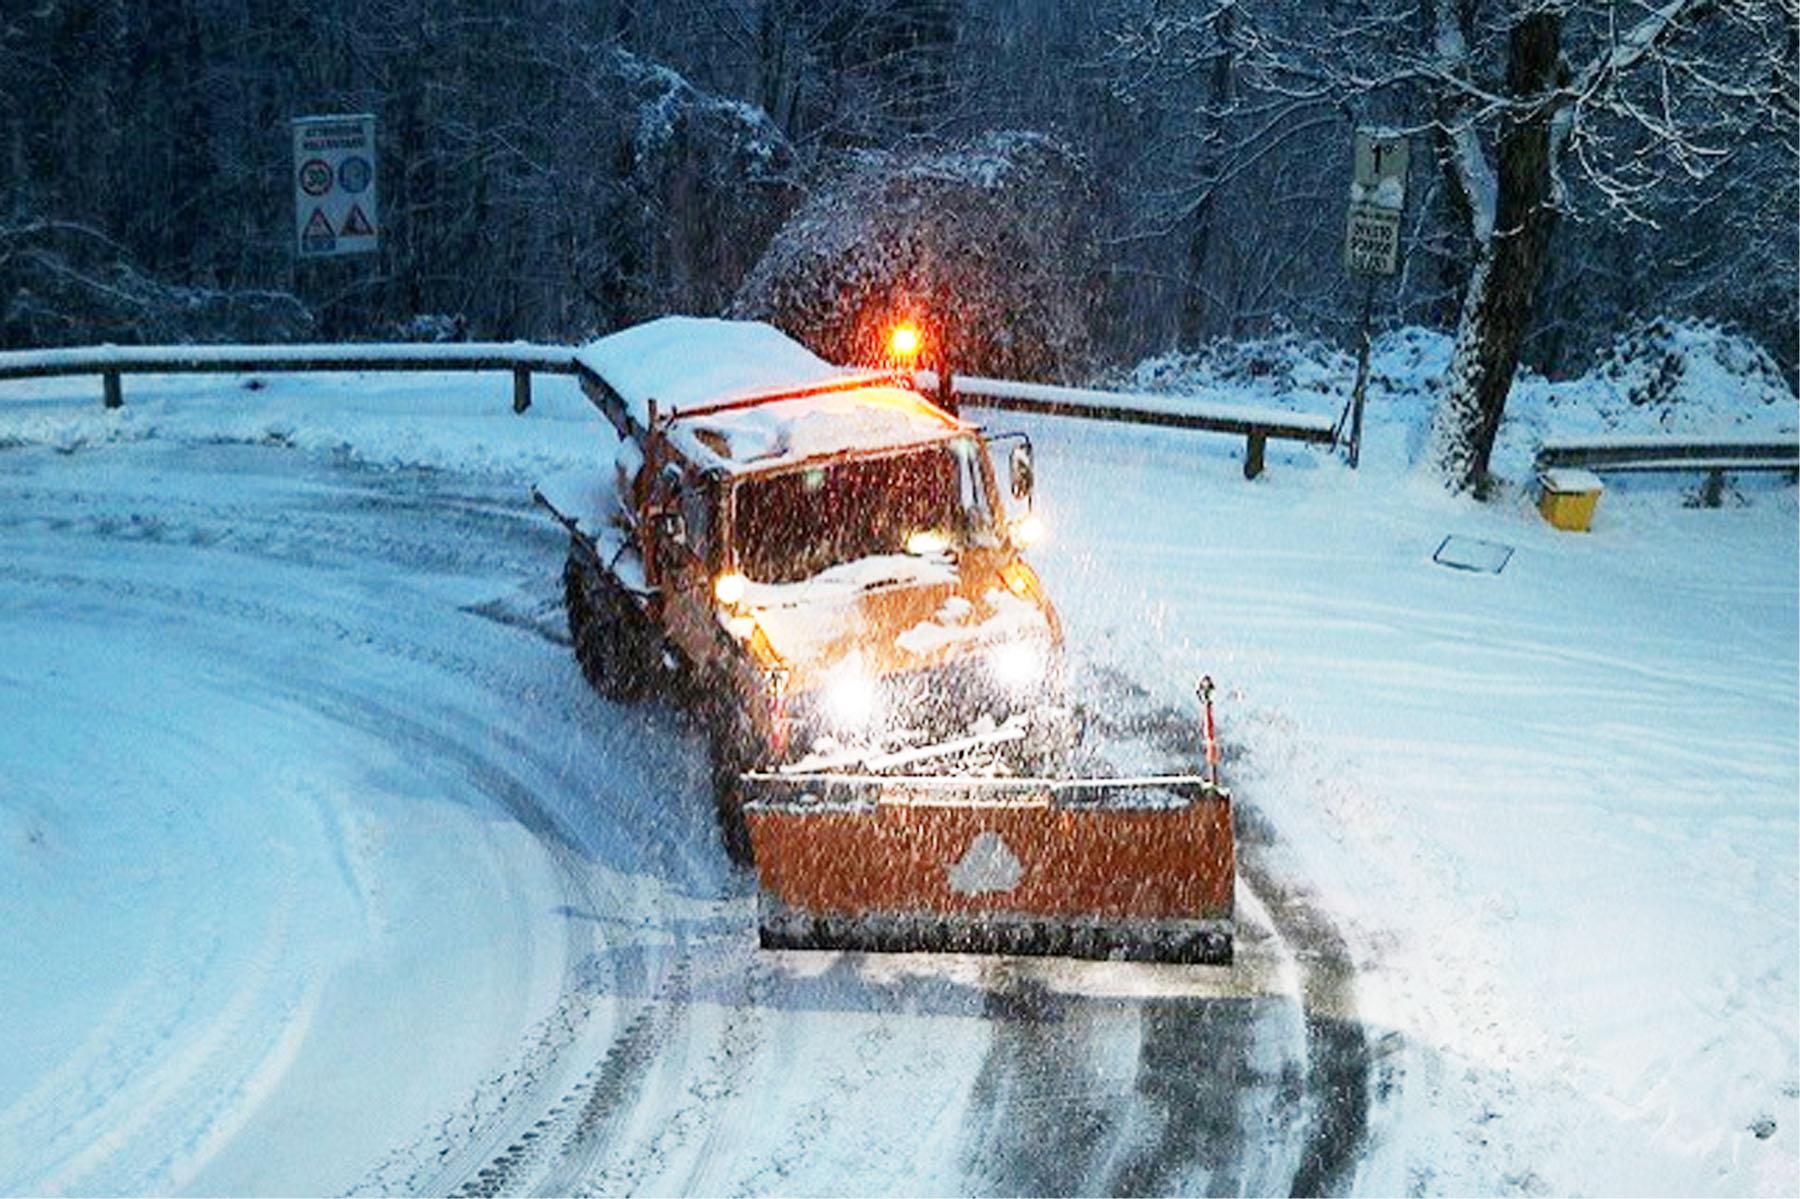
xmin=0 ymin=342 xmax=579 ymax=413
xmin=1536 ymin=433 xmax=1799 ymax=506
xmin=921 ymin=371 xmax=1336 ymax=479
xmin=1535 ymin=434 xmax=1799 ymax=473
xmin=0 ymin=342 xmax=1340 ymax=478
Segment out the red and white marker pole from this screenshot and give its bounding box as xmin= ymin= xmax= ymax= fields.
xmin=1197 ymin=675 xmax=1220 ymax=788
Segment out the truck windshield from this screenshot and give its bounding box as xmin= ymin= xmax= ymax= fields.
xmin=733 ymin=439 xmax=991 ymax=584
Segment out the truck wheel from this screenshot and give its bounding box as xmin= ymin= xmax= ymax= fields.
xmin=563 ymin=551 xmax=651 ymax=703
xmin=706 ymin=703 xmax=757 ymax=869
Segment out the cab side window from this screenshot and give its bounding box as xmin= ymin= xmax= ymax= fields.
xmin=679 ymin=474 xmax=713 ymax=565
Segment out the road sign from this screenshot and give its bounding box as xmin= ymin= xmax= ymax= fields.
xmin=340 ymin=204 xmax=374 ymax=237
xmin=301 ymin=208 xmax=335 ymax=254
xmin=1340 ymin=129 xmax=1410 ymax=470
xmin=1345 ymin=129 xmax=1408 ymax=276
xmin=292 ymin=114 xmax=378 ymax=258
xmin=1346 ymin=208 xmax=1401 ymax=275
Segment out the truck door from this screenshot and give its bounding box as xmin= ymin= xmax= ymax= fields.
xmin=650 ymin=467 xmax=721 ymax=670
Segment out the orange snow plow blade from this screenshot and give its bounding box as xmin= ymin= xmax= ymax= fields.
xmin=744 ymin=776 xmax=1233 ymax=964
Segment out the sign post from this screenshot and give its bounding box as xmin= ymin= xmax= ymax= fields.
xmin=292 ymin=114 xmax=379 ymax=260
xmin=1341 ymin=129 xmax=1407 ymax=468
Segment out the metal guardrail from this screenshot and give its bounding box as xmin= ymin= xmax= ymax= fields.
xmin=922 ymin=371 xmax=1337 ymax=480
xmin=0 ymin=343 xmax=578 ymax=413
xmin=1536 ymin=436 xmax=1799 ymax=473
xmin=0 ymin=343 xmax=1340 ymax=476
xmin=1536 ymin=434 xmax=1799 ymax=507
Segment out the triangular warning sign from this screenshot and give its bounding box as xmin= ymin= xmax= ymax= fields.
xmin=946 ymin=831 xmax=1025 ymax=895
xmin=340 ymin=204 xmax=375 ymax=237
xmin=303 ymin=208 xmax=334 ymax=239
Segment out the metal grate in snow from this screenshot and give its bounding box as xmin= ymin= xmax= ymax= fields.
xmin=1432 ymin=534 xmax=1514 ymax=574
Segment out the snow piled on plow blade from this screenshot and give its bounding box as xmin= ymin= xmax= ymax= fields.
xmin=743 ymin=776 xmax=1234 ymax=965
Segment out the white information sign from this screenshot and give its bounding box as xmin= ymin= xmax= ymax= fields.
xmin=1345 ymin=129 xmax=1408 ymax=276
xmin=292 ymin=114 xmax=378 ymax=258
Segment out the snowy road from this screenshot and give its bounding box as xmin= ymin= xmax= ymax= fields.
xmin=0 ymin=429 xmax=1365 ymax=1195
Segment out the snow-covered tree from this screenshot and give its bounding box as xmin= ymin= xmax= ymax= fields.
xmin=1103 ymin=0 xmax=1795 ymax=491
xmin=732 ymin=131 xmax=1095 ymax=379
xmin=3 ymin=0 xmax=1791 ymax=387
xmin=1423 ymin=0 xmax=1796 ymax=492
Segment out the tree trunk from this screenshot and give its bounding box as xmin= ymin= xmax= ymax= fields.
xmin=1177 ymin=8 xmax=1235 ymax=347
xmin=1430 ymin=11 xmax=1563 ymax=494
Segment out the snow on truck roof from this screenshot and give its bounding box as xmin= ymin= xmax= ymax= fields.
xmin=576 ymin=316 xmax=969 ymax=471
xmin=577 ymin=317 xmax=847 ymax=420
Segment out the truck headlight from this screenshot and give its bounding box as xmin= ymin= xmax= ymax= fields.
xmin=714 ymin=571 xmax=747 ymax=605
xmin=906 ymin=529 xmax=950 ymax=557
xmin=1010 ymin=513 xmax=1046 ymax=547
xmin=987 ymin=639 xmax=1045 ymax=691
xmin=823 ymin=658 xmax=883 ymax=731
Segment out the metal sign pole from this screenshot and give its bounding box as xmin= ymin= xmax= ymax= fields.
xmin=1343 ymin=128 xmax=1408 ymax=469
xmin=1348 ymin=278 xmax=1375 ymax=469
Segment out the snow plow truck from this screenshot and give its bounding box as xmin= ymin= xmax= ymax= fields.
xmin=534 ymin=317 xmax=1234 ymax=964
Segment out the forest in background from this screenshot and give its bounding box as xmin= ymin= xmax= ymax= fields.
xmin=3 ymin=0 xmax=1795 ymax=394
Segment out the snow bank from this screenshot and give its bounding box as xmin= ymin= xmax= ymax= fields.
xmin=1123 ymin=318 xmax=1798 ymax=480
xmin=0 ymin=368 xmax=605 ymax=478
xmin=1122 ymin=326 xmax=1360 ymax=416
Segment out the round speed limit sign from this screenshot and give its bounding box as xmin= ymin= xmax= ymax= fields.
xmin=298 ymin=159 xmax=333 ymax=196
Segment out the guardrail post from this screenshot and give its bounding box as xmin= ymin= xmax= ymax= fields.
xmin=512 ymin=367 xmax=531 ymax=414
xmin=1701 ymin=468 xmax=1725 ymax=509
xmin=103 ymin=371 xmax=123 ymax=409
xmin=1243 ymin=434 xmax=1266 ymax=480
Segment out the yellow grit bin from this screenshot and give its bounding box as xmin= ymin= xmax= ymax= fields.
xmin=1537 ymin=467 xmax=1604 ymax=532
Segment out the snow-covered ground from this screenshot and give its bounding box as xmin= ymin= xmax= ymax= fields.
xmin=0 ymin=335 xmax=1793 ymax=1195
xmin=1031 ymin=420 xmax=1797 ymax=1196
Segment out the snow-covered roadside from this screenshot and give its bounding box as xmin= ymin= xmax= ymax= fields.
xmin=0 ymin=621 xmax=568 ymax=1193
xmin=0 ymin=367 xmax=602 ymax=478
xmin=0 ymin=438 xmax=601 ymax=1193
xmin=1118 ymin=320 xmax=1797 ymax=479
xmin=1020 ymin=403 xmax=1797 ymax=1193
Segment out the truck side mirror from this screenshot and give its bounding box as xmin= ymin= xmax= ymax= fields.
xmin=1009 ymin=442 xmax=1035 ymax=502
xmin=655 ymin=509 xmax=688 ymax=547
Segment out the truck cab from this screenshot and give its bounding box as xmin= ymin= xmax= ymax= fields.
xmin=536 ymin=317 xmax=1071 ymax=856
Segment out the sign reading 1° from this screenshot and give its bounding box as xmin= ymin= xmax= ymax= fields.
xmin=1345 ymin=129 xmax=1408 ymax=276
xmin=292 ymin=114 xmax=378 ymax=259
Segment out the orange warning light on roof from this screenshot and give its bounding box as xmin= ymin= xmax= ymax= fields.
xmin=888 ymin=322 xmax=922 ymax=361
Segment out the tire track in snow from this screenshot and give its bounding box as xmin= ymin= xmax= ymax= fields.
xmin=575 ymin=948 xmax=775 ymax=1197
xmin=446 ymin=947 xmax=694 ymax=1199
xmin=958 ymin=976 xmax=1136 ymax=1196
xmin=1237 ymin=853 xmax=1369 ymax=1196
xmin=0 ymin=561 xmax=622 ymax=1199
xmin=954 ymin=672 xmax=1372 ymax=1196
xmin=77 ymin=455 xmax=817 ymax=1195
xmin=954 ymin=888 xmax=1307 ymax=1197
xmin=0 ymin=449 xmax=707 ymax=1196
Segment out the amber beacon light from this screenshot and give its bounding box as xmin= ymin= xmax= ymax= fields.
xmin=888 ymin=322 xmax=922 ymax=363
